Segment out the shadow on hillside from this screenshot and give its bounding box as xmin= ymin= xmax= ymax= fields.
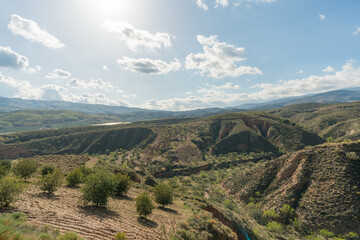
xmin=33 ymin=192 xmax=61 ymax=200
xmin=137 ymin=217 xmax=158 ymax=228
xmin=157 ymin=206 xmax=179 ymax=215
xmin=78 ymin=205 xmax=120 ymax=220
xmin=114 ymin=195 xmax=133 ymax=201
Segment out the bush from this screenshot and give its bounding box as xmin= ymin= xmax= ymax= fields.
xmin=263 ymin=209 xmax=280 ymax=222
xmin=343 ymin=232 xmax=359 ymax=240
xmin=41 ymin=165 xmax=55 ymax=176
xmin=319 ymin=229 xmax=335 ymax=238
xmin=78 ymin=165 xmax=93 ymax=179
xmin=81 ymin=170 xmax=117 ymax=207
xmin=66 ymin=168 xmax=84 ymax=187
xmin=135 ymin=192 xmax=154 ymax=218
xmin=38 ymin=169 xmax=63 ymax=194
xmin=115 ymin=232 xmax=128 ymax=240
xmin=115 ymin=173 xmax=131 ymax=196
xmin=266 ymin=221 xmax=284 ymax=234
xmin=0 ymin=176 xmax=24 ymax=207
xmin=247 ymin=202 xmax=263 ymax=222
xmin=153 ymin=183 xmax=173 ymax=207
xmin=0 ymin=160 xmax=12 ymax=178
xmin=57 ymin=232 xmax=83 ymax=240
xmin=12 ymin=158 xmax=38 ymax=180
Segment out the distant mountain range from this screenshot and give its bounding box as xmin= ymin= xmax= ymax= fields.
xmin=233 ymin=89 xmax=360 ymax=110
xmin=0 ymin=89 xmax=359 ymax=124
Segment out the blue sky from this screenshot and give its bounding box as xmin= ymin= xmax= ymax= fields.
xmin=0 ymin=0 xmax=360 ymax=110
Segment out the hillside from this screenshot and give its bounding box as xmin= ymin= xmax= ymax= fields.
xmin=267 ymin=101 xmax=360 ymax=140
xmin=0 ymin=110 xmax=125 ymax=133
xmin=224 ymin=140 xmax=360 ymax=235
xmin=0 ymin=113 xmax=324 ymax=170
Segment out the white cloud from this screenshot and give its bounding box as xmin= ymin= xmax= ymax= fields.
xmin=196 ymin=0 xmax=209 ymax=10
xmin=0 ymin=72 xmax=40 ymax=99
xmin=0 ymin=46 xmax=29 ymax=69
xmin=297 ymin=69 xmax=304 ymax=74
xmin=185 ymin=35 xmax=262 ymax=78
xmin=102 ymin=65 xmax=109 ymax=71
xmin=67 ymin=78 xmax=124 ymax=93
xmin=117 ymin=57 xmax=181 ymax=75
xmin=140 ymin=60 xmax=360 ymax=110
xmin=207 ymin=82 xmax=241 ymax=89
xmin=27 ymin=65 xmax=41 ymax=74
xmin=322 ymin=66 xmax=335 ymax=72
xmin=101 ymin=20 xmax=171 ymax=52
xmin=46 ymin=69 xmax=71 ymax=79
xmin=215 ymin=0 xmax=229 ymax=8
xmin=249 ymin=60 xmax=360 ymax=100
xmin=40 ymin=85 xmax=67 ymax=101
xmin=353 ymin=26 xmax=360 ymax=36
xmin=318 ymin=13 xmax=326 ymax=21
xmin=8 ymin=14 xmax=64 ymax=49
xmin=64 ymin=93 xmax=129 ymax=106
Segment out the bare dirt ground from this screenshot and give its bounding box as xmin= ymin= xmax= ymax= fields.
xmin=10 ymin=185 xmax=188 ymax=240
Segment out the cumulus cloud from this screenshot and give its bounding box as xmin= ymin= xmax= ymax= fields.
xmin=248 ymin=60 xmax=360 ymax=100
xmin=215 ymin=0 xmax=229 ymax=7
xmin=185 ymin=35 xmax=262 ymax=78
xmin=27 ymin=65 xmax=41 ymax=74
xmin=353 ymin=27 xmax=360 ymax=36
xmin=318 ymin=13 xmax=326 ymax=21
xmin=102 ymin=65 xmax=109 ymax=71
xmin=46 ymin=69 xmax=71 ymax=79
xmin=67 ymin=78 xmax=124 ymax=93
xmin=0 ymin=72 xmax=40 ymax=99
xmin=322 ymin=66 xmax=335 ymax=72
xmin=117 ymin=57 xmax=181 ymax=75
xmin=101 ymin=20 xmax=171 ymax=52
xmin=64 ymin=93 xmax=129 ymax=106
xmin=196 ymin=0 xmax=209 ymax=10
xmin=40 ymin=85 xmax=67 ymax=101
xmin=8 ymin=14 xmax=64 ymax=49
xmin=140 ymin=60 xmax=360 ymax=110
xmin=0 ymin=46 xmax=29 ymax=69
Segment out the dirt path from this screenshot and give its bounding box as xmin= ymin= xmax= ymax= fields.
xmin=11 ymin=186 xmax=187 ymax=240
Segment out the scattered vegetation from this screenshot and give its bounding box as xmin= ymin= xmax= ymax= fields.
xmin=38 ymin=168 xmax=63 ymax=194
xmin=0 ymin=176 xmax=24 ymax=207
xmin=12 ymin=158 xmax=38 ymax=180
xmin=115 ymin=173 xmax=131 ymax=196
xmin=153 ymin=183 xmax=174 ymax=208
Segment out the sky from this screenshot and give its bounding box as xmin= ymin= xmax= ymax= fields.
xmin=0 ymin=0 xmax=360 ymax=111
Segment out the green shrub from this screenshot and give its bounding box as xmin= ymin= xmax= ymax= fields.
xmin=266 ymin=221 xmax=284 ymax=234
xmin=81 ymin=170 xmax=117 ymax=207
xmin=115 ymin=232 xmax=128 ymax=240
xmin=0 ymin=176 xmax=24 ymax=207
xmin=319 ymin=229 xmax=335 ymax=238
xmin=12 ymin=158 xmax=38 ymax=180
xmin=224 ymin=199 xmax=237 ymax=211
xmin=153 ymin=183 xmax=173 ymax=207
xmin=115 ymin=173 xmax=131 ymax=196
xmin=38 ymin=169 xmax=63 ymax=194
xmin=78 ymin=165 xmax=93 ymax=179
xmin=263 ymin=209 xmax=280 ymax=222
xmin=0 ymin=160 xmax=12 ymax=178
xmin=247 ymin=202 xmax=263 ymax=222
xmin=57 ymin=232 xmax=83 ymax=240
xmin=343 ymin=232 xmax=359 ymax=240
xmin=280 ymin=204 xmax=294 ymax=222
xmin=135 ymin=192 xmax=154 ymax=218
xmin=41 ymin=165 xmax=55 ymax=176
xmin=66 ymin=168 xmax=84 ymax=187
xmin=39 ymin=232 xmax=52 ymax=240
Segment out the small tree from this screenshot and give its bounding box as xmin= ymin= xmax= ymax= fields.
xmin=115 ymin=173 xmax=131 ymax=196
xmin=153 ymin=183 xmax=173 ymax=207
xmin=0 ymin=160 xmax=12 ymax=178
xmin=41 ymin=165 xmax=55 ymax=176
xmin=66 ymin=168 xmax=84 ymax=187
xmin=0 ymin=176 xmax=24 ymax=207
xmin=12 ymin=158 xmax=38 ymax=180
xmin=135 ymin=192 xmax=154 ymax=218
xmin=38 ymin=169 xmax=63 ymax=194
xmin=81 ymin=170 xmax=117 ymax=207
